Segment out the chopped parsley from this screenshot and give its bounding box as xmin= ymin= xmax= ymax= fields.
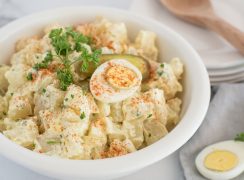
xmin=57 ymin=68 xmax=73 ymax=91
xmin=42 ymin=88 xmax=46 ymax=94
xmin=46 ymin=140 xmax=61 ymax=145
xmin=10 ymin=93 xmax=13 ymax=96
xmin=33 ymin=51 xmax=53 ymax=70
xmin=157 ymin=71 xmax=164 ymax=76
xmin=157 ymin=63 xmax=165 ymax=76
xmin=26 ymin=73 xmax=33 ymax=80
xmin=80 ymin=112 xmax=86 ymax=120
xmin=31 ymin=143 xmax=36 ymax=149
xmin=65 ymin=98 xmax=68 ymax=102
xmin=147 ymin=114 xmax=152 ymax=118
xmin=71 ymin=94 xmax=74 ymax=99
xmin=234 ymin=133 xmax=244 ymax=142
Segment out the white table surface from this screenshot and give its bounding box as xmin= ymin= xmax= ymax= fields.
xmin=0 ymin=0 xmax=184 ymax=179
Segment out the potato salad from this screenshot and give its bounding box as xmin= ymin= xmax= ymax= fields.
xmin=0 ymin=17 xmax=183 ymax=160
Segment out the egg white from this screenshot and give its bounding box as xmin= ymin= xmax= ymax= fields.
xmin=195 ymin=140 xmax=244 ymax=180
xmin=90 ymin=59 xmax=142 ymax=103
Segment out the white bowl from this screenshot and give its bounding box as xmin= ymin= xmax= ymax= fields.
xmin=0 ymin=7 xmax=210 ymax=180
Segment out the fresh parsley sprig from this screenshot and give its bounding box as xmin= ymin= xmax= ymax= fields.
xmin=26 ymin=72 xmax=33 ymax=80
xmin=80 ymin=111 xmax=86 ymax=120
xmin=65 ymin=27 xmax=91 ymax=46
xmin=49 ymin=28 xmax=71 ymax=56
xmin=49 ymin=27 xmax=101 ymax=90
xmin=234 ymin=133 xmax=244 ymax=142
xmin=30 ymin=27 xmax=102 ymax=91
xmin=77 ymin=46 xmax=102 ymax=72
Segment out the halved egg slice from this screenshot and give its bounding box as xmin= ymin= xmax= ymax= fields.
xmin=90 ymin=59 xmax=142 ymax=103
xmin=196 ymin=140 xmax=244 ymax=180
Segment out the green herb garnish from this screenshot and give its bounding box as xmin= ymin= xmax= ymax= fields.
xmin=40 ymin=27 xmax=101 ymax=91
xmin=57 ymin=68 xmax=73 ymax=91
xmin=33 ymin=51 xmax=53 ymax=70
xmin=65 ymin=27 xmax=91 ymax=46
xmin=32 ymin=27 xmax=101 ymax=91
xmin=147 ymin=114 xmax=152 ymax=118
xmin=10 ymin=93 xmax=13 ymax=96
xmin=26 ymin=73 xmax=33 ymax=80
xmin=80 ymin=112 xmax=86 ymax=120
xmin=46 ymin=140 xmax=61 ymax=145
xmin=157 ymin=64 xmax=165 ymax=76
xmin=42 ymin=88 xmax=46 ymax=94
xmin=77 ymin=47 xmax=102 ymax=72
xmin=157 ymin=71 xmax=164 ymax=76
xmin=31 ymin=143 xmax=36 ymax=149
xmin=235 ymin=133 xmax=244 ymax=142
xmin=71 ymin=94 xmax=74 ymax=99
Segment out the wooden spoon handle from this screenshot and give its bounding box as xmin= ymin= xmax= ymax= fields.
xmin=203 ymin=16 xmax=244 ymax=55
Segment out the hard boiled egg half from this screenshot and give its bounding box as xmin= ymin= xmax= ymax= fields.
xmin=90 ymin=59 xmax=142 ymax=103
xmin=196 ymin=140 xmax=244 ymax=180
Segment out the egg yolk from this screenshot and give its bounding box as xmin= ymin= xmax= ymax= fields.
xmin=204 ymin=150 xmax=238 ymax=172
xmin=105 ymin=65 xmax=137 ymax=89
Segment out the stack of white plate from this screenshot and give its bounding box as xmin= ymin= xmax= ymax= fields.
xmin=204 ymin=48 xmax=244 ymax=85
xmin=130 ymin=0 xmax=244 ymax=85
xmin=208 ymin=57 xmax=244 ymax=85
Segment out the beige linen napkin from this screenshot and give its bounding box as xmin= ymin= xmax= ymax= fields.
xmin=180 ymin=84 xmax=244 ymax=180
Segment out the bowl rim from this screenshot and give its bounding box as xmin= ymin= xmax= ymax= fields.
xmin=0 ymin=6 xmax=210 ymax=178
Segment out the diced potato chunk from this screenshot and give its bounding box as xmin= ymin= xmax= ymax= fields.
xmin=135 ymin=30 xmax=158 ymax=61
xmin=8 ymin=95 xmax=33 ymax=120
xmin=166 ymin=98 xmax=182 ymax=131
xmin=39 ymin=110 xmax=63 ymax=133
xmin=170 ymin=57 xmax=183 ymax=79
xmin=110 ymin=102 xmax=124 ymax=122
xmin=144 ymin=119 xmax=168 ymax=145
xmin=34 ymin=130 xmax=62 ymax=155
xmin=97 ymin=101 xmax=110 ymax=117
xmin=146 ymin=61 xmax=182 ymax=99
xmin=123 ymin=117 xmax=144 ymax=149
xmin=63 ymin=84 xmax=90 ymax=122
xmin=5 ymin=64 xmax=29 ymax=90
xmin=0 ymin=65 xmax=10 ymax=95
xmin=104 ymin=117 xmax=125 ymax=142
xmin=60 ymin=126 xmax=90 ymax=159
xmin=143 ymin=89 xmax=168 ymax=125
xmin=122 ymin=93 xmax=154 ymax=121
xmin=86 ymin=93 xmax=99 ymax=114
xmin=34 ymin=84 xmax=65 ymax=114
xmin=3 ymin=117 xmax=38 ymax=147
xmin=122 ymin=88 xmax=168 ymax=125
